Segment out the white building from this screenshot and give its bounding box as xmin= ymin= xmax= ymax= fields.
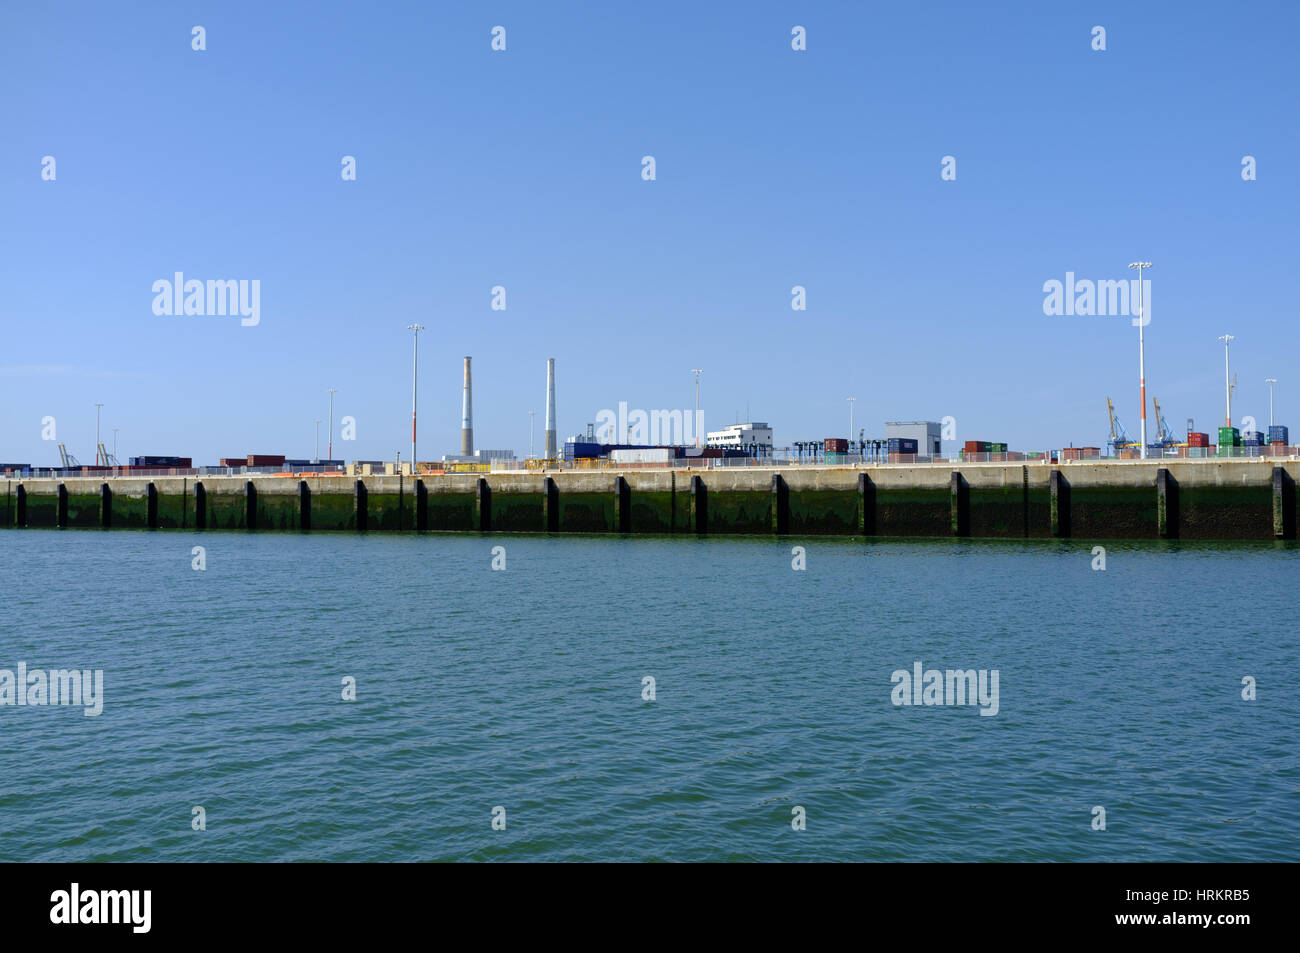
xmin=885 ymin=421 xmax=942 ymax=456
xmin=706 ymin=422 xmax=774 ymax=453
xmin=442 ymin=449 xmax=516 ymax=464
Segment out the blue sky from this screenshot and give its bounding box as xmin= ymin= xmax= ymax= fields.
xmin=2 ymin=1 xmax=1297 ymax=464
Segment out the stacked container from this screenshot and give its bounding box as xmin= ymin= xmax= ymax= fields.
xmin=1187 ymin=432 xmax=1210 ymax=448
xmin=824 ymin=438 xmax=849 ymax=453
xmin=1217 ymin=426 xmax=1240 ymax=456
xmin=887 ymin=438 xmax=918 ymax=454
xmin=1268 ymin=425 xmax=1289 ymax=445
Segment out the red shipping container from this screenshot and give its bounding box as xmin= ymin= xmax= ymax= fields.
xmin=963 ymin=440 xmax=982 ymax=452
xmin=247 ymin=454 xmax=286 ymax=466
xmin=824 ymin=438 xmax=848 ymax=453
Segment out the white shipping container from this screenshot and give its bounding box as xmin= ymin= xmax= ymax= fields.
xmin=610 ymin=448 xmax=671 ymax=464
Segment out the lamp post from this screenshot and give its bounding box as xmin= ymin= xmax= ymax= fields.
xmin=1219 ymin=334 xmax=1235 ymax=427
xmin=327 ymin=388 xmax=338 ymax=461
xmin=407 ymin=324 xmax=424 ymax=471
xmin=846 ymin=397 xmax=855 ymax=459
xmin=1128 ymin=261 xmax=1152 ymax=459
xmin=1265 ymin=378 xmax=1277 ymax=429
xmin=690 ymin=369 xmax=703 ymax=447
xmin=94 ymin=403 xmax=103 ymax=465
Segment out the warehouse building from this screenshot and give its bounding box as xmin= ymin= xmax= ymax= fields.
xmin=885 ymin=421 xmax=942 ymax=457
xmin=706 ymin=422 xmax=774 ymax=454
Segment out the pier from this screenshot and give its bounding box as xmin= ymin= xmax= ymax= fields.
xmin=2 ymin=460 xmax=1296 ymax=540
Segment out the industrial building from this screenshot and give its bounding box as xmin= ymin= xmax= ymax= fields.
xmin=885 ymin=421 xmax=942 ymax=457
xmin=706 ymin=422 xmax=774 ymax=454
xmin=442 ymin=449 xmax=516 ymax=464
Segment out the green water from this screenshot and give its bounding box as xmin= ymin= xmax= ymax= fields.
xmin=0 ymin=531 xmax=1295 ymax=861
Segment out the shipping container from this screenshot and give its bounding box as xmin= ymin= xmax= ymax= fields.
xmin=963 ymin=440 xmax=983 ymax=453
xmin=610 ymin=448 xmax=671 ymax=464
xmin=1217 ymin=426 xmax=1240 ymax=447
xmin=824 ymin=438 xmax=849 ymax=453
xmin=1243 ymin=431 xmax=1265 ymax=444
xmin=887 ymin=438 xmax=918 ymax=453
xmin=218 ymin=457 xmax=246 ymax=467
xmin=1187 ymin=432 xmax=1210 ymax=447
xmin=247 ymin=454 xmax=286 ymax=466
xmin=129 ymin=455 xmax=191 ymax=467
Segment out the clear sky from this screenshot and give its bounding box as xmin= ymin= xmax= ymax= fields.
xmin=2 ymin=1 xmax=1296 ymax=464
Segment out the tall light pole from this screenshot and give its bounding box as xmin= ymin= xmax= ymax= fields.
xmin=691 ymin=369 xmax=703 ymax=447
xmin=1128 ymin=261 xmax=1152 ymax=459
xmin=1218 ymin=334 xmax=1235 ymax=427
xmin=846 ymin=397 xmax=856 ymax=456
xmin=1265 ymin=378 xmax=1277 ymax=429
xmin=327 ymin=388 xmax=338 ymax=461
xmin=314 ymin=420 xmax=321 ymax=463
xmin=407 ymin=324 xmax=424 ymax=471
xmin=94 ymin=403 xmax=103 ymax=465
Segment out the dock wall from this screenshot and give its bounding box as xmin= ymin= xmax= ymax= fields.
xmin=2 ymin=461 xmax=1296 ymax=540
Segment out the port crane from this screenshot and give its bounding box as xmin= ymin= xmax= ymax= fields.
xmin=96 ymin=442 xmax=119 ymax=466
xmin=1106 ymin=397 xmax=1137 ymax=455
xmin=1151 ymin=397 xmax=1182 ymax=448
xmin=56 ymin=443 xmax=81 ymax=468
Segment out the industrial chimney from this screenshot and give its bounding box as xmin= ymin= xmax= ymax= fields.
xmin=461 ymin=356 xmax=474 ymax=457
xmin=544 ymin=358 xmax=557 ymax=459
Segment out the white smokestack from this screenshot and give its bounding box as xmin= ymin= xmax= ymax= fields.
xmin=544 ymin=358 xmax=556 ymax=459
xmin=461 ymin=356 xmax=474 ymax=456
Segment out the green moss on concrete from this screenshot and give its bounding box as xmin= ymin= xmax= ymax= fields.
xmin=876 ymin=487 xmax=950 ymax=537
xmin=1178 ymin=484 xmax=1272 ymax=539
xmin=158 ymin=491 xmax=189 ymax=529
xmin=67 ymin=493 xmax=100 ymax=528
xmin=631 ymin=490 xmax=675 ymax=533
xmin=256 ymin=494 xmax=301 ymax=531
xmin=112 ymin=493 xmax=150 ymax=529
xmin=428 ymin=493 xmax=473 ymax=531
xmin=789 ymin=489 xmax=854 ymax=535
xmin=968 ymin=484 xmax=1042 ymax=538
xmin=366 ymin=492 xmax=419 ymax=531
xmin=205 ymin=493 xmax=247 ymax=530
xmin=559 ymin=492 xmax=612 ymax=532
xmin=1026 ymin=487 xmax=1052 ymax=538
xmin=704 ymin=488 xmax=771 ymax=534
xmin=1071 ymin=486 xmax=1157 ymax=539
xmin=23 ymin=494 xmax=58 ymax=527
xmin=309 ymin=492 xmax=356 ymax=531
xmin=492 ymin=492 xmax=544 ymax=532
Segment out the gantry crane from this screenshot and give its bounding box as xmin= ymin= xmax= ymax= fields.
xmin=1106 ymin=397 xmax=1137 ymax=455
xmin=56 ymin=443 xmax=81 ymax=468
